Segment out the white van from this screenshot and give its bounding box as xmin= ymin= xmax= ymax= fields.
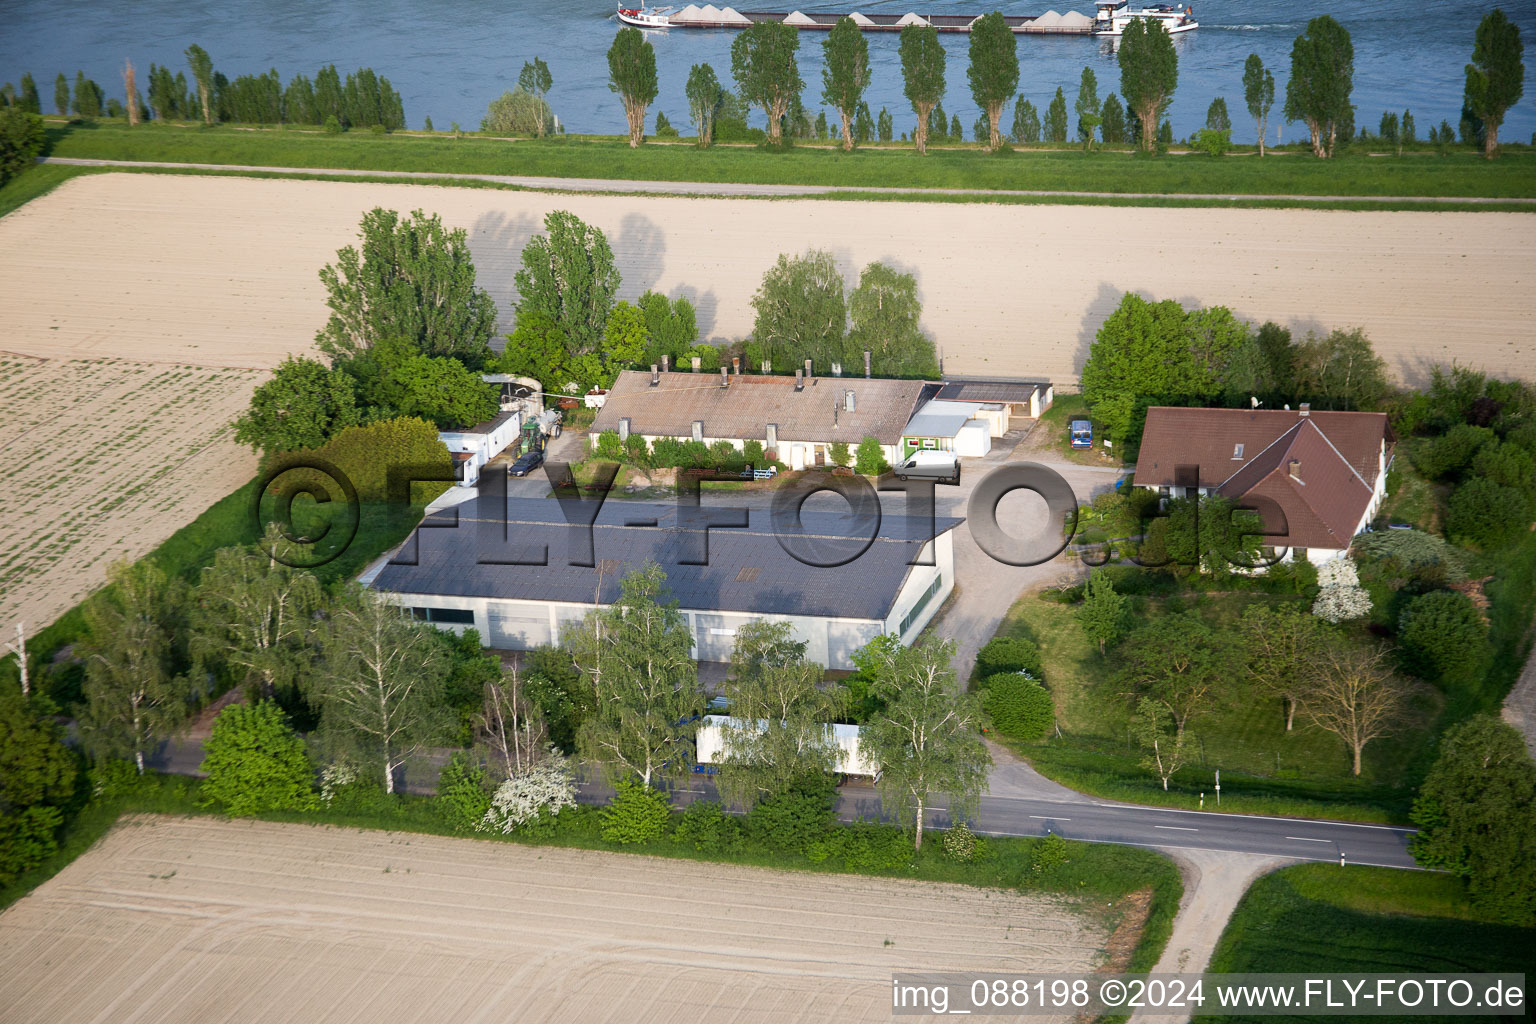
xmin=894 ymin=450 xmax=961 ymax=485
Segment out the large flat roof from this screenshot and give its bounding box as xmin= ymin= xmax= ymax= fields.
xmin=372 ymin=497 xmax=962 ymax=621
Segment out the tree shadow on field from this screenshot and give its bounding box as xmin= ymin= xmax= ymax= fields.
xmin=469 ymin=210 xmax=541 ymax=336
xmin=614 ymin=212 xmax=667 ymax=298
xmin=1075 ymin=281 xmax=1134 ymax=377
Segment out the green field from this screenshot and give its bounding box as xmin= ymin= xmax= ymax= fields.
xmin=1199 ymin=864 xmax=1535 ymax=1023
xmin=36 ymin=120 xmax=1536 ymax=201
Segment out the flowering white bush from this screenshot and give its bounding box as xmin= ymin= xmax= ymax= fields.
xmin=319 ymin=762 xmax=358 ymax=805
xmin=480 ymin=747 xmax=577 ymax=834
xmin=1312 ymin=559 xmax=1373 ymax=623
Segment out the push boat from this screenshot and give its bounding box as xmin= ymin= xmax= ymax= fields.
xmin=1092 ymin=0 xmax=1198 ymax=35
xmin=617 ymin=4 xmax=675 ymax=27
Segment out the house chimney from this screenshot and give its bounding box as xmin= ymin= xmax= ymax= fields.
xmin=766 ymin=423 xmax=778 ymax=455
xmin=1299 ymin=403 xmax=1311 ymax=417
xmin=844 ymin=389 xmax=856 ymax=413
xmin=661 ymin=354 xmax=670 ymax=372
xmin=731 ymin=356 xmax=740 ymax=375
xmin=692 ymin=420 xmax=704 ymax=443
xmin=1288 ymin=459 xmax=1303 ymax=482
xmin=864 ymin=350 xmax=871 ymax=378
xmin=719 ymin=367 xmax=729 ymax=387
xmin=833 ymin=399 xmax=840 ymax=428
xmin=650 ymin=364 xmax=659 ymax=387
xmin=831 ymin=362 xmax=843 ymax=377
xmin=804 ymin=358 xmax=813 ymax=377
xmin=760 ymin=359 xmax=771 ymax=374
xmin=691 ymin=356 xmax=701 ymax=373
xmin=794 ymin=369 xmax=804 ymax=391
xmin=618 ymin=417 xmax=631 ymax=441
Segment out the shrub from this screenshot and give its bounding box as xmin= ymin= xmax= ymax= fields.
xmin=830 ymin=441 xmax=851 ymax=467
xmin=600 ymin=779 xmax=672 ymax=844
xmin=481 ymin=749 xmax=578 ymax=834
xmin=434 ymin=752 xmax=491 ymax=833
xmin=941 ymin=821 xmax=978 ymax=862
xmin=369 ymin=122 xmax=387 ymax=134
xmin=299 ymin=416 xmax=455 ymax=503
xmin=593 ymin=429 xmax=622 ymax=460
xmin=91 ymin=759 xmax=146 ymax=800
xmin=1353 ymin=530 xmax=1469 ymax=590
xmin=1446 ymin=476 xmax=1532 ymax=549
xmin=1471 ymin=440 xmax=1536 ymax=494
xmin=623 ymin=432 xmax=651 ymax=467
xmin=745 ymin=778 xmax=837 ymax=854
xmin=198 ymin=701 xmax=316 ymax=816
xmin=1414 ymin=424 xmax=1495 ymax=480
xmin=709 ymin=439 xmax=741 ymax=467
xmin=1398 ymin=590 xmax=1487 ymax=680
xmin=0 ymin=107 xmax=46 ymax=187
xmin=1030 ymin=833 xmax=1070 ymax=874
xmin=818 ymin=820 xmax=910 ymax=871
xmin=1311 ymin=559 xmax=1373 ymax=623
xmin=980 ymin=673 xmax=1054 ymax=740
xmin=975 ymin=637 xmax=1044 ymax=680
xmin=482 ymin=87 xmax=554 ymax=135
xmin=671 ymin=799 xmax=740 ymax=852
xmin=323 ymin=114 xmax=342 ymax=134
xmin=0 ymin=805 xmax=63 ymax=884
xmin=318 ymin=760 xmax=397 ymax=815
xmin=854 ymin=436 xmax=888 ymax=476
xmin=742 ymin=439 xmax=764 ymax=466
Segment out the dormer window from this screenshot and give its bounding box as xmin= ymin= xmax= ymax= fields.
xmin=1232 ymin=443 xmax=1245 ymax=459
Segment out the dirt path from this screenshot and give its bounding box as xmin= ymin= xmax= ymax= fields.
xmin=1128 ymin=850 xmax=1298 ymax=1024
xmin=0 ymin=815 xmax=1109 ymax=1023
xmin=1500 ymin=633 xmax=1536 ymax=759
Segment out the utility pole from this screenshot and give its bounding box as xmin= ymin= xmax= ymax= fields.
xmin=3 ymin=621 xmax=26 ymax=697
xmin=1214 ymin=768 xmax=1221 ymax=806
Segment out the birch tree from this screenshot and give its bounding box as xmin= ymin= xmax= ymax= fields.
xmin=1239 ymin=604 xmax=1326 ymax=731
xmin=860 ymin=636 xmax=991 ymax=852
xmin=311 ymin=586 xmax=449 ymax=794
xmin=474 ymin=669 xmax=550 ymax=782
xmin=185 ymin=44 xmax=213 ymax=124
xmin=685 ymin=63 xmax=723 ymax=146
xmin=570 ymin=562 xmax=701 ymax=788
xmin=78 ymin=561 xmax=190 ymax=774
xmin=1243 ymin=54 xmax=1275 ymax=155
xmin=190 ymin=525 xmax=324 ymax=698
xmin=1131 ymin=697 xmax=1190 ymax=790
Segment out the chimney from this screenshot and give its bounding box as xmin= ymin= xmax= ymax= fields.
xmin=831 ymin=362 xmax=843 ymax=377
xmin=1288 ymin=459 xmax=1303 ymax=482
xmin=795 ymin=369 xmax=804 ymax=391
xmin=766 ymin=423 xmax=778 ymax=454
xmin=833 ymin=399 xmax=840 ymax=428
xmin=618 ymin=417 xmax=631 ymax=441
xmin=691 ymin=355 xmax=701 ymax=373
xmin=650 ymin=364 xmax=659 ymax=387
xmin=760 ymin=359 xmax=771 ymax=374
xmin=844 ymin=389 xmax=856 ymax=413
xmin=804 ymin=358 xmax=813 ymax=378
xmin=731 ymin=356 xmax=740 ymax=375
xmin=719 ymin=367 xmax=728 ymax=387
xmin=1299 ymin=403 xmax=1310 ymax=417
xmin=661 ymin=354 xmax=670 ymax=372
xmin=864 ymin=350 xmax=871 ymax=378
xmin=691 ymin=420 xmax=704 ymax=443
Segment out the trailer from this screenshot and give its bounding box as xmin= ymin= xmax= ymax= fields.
xmin=694 ymin=714 xmax=879 ymax=779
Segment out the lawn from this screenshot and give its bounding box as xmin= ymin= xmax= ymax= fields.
xmin=988 ymin=584 xmax=1440 ymax=822
xmin=1199 ymin=863 xmax=1535 ymax=1023
xmin=38 ymin=120 xmax=1536 ymax=201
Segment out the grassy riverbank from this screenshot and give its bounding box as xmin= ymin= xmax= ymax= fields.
xmin=38 ymin=120 xmax=1536 ymax=199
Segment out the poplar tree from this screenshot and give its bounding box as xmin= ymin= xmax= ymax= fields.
xmin=1045 ymin=86 xmax=1068 ymax=143
xmin=1075 ymin=66 xmax=1101 ymax=147
xmin=1118 ymin=17 xmax=1178 ymax=151
xmin=53 ymin=73 xmax=68 ymax=116
xmin=966 ymin=11 xmax=1018 ymax=151
xmin=519 ymin=57 xmax=554 ymax=136
xmin=124 ymin=61 xmax=140 ymax=125
xmin=19 ymin=73 xmax=40 ymax=114
xmin=608 ymin=28 xmax=658 ymax=148
xmin=899 ymin=23 xmax=945 ymax=155
xmin=821 ymin=17 xmax=871 ymax=151
xmin=1464 ymin=8 xmax=1524 ymax=158
xmin=185 ymin=44 xmax=214 ymax=124
xmin=1284 ymin=16 xmax=1354 ymax=158
xmin=1242 ymin=53 xmax=1275 ymax=155
xmin=1012 ymin=96 xmax=1040 ymax=143
xmin=731 ymin=21 xmax=802 ymax=145
xmin=1100 ymin=93 xmax=1127 ymax=143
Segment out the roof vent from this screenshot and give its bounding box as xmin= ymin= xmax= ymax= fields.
xmin=661 ymin=354 xmax=670 ymax=372
xmin=794 ymin=369 xmax=804 ymax=391
xmin=845 ymin=390 xmax=856 ymax=413
xmin=1288 ymin=459 xmax=1303 ymax=483
xmin=1299 ymin=403 xmax=1311 ymax=417
xmin=804 ymin=358 xmax=813 ymax=377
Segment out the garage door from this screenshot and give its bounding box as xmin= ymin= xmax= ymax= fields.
xmin=487 ymin=605 xmax=552 ymax=649
xmin=693 ymin=613 xmax=742 ymax=663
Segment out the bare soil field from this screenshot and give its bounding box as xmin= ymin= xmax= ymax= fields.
xmin=0 ymin=816 xmax=1108 ymax=1023
xmin=1 ymin=173 xmax=1532 ymax=383
xmin=0 ymin=356 xmax=264 ymax=638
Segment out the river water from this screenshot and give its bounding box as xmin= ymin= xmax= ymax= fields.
xmin=4 ymin=0 xmax=1533 ymax=142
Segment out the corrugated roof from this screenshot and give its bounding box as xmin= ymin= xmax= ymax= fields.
xmin=589 ymin=370 xmax=929 ymax=445
xmin=372 ymin=497 xmax=963 ymax=621
xmin=1134 ymin=407 xmax=1393 ymax=551
xmin=934 ymin=379 xmax=1047 ymax=405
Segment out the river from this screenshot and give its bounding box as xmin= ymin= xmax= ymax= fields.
xmin=4 ymin=0 xmax=1533 ymax=143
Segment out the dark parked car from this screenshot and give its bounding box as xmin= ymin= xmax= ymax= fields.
xmin=508 ymin=449 xmax=545 ymax=477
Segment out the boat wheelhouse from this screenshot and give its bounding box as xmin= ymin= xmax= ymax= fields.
xmin=616 ymin=3 xmax=675 ymax=28
xmin=1092 ymin=0 xmax=1198 ymax=35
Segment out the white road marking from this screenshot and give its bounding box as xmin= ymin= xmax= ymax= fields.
xmin=1029 ymin=815 xmax=1070 ymax=821
xmin=1153 ymin=825 xmax=1197 ymax=831
xmin=1285 ymin=836 xmax=1332 ymax=843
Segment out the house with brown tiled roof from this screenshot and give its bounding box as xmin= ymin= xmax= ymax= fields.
xmin=1132 ymin=404 xmax=1396 ymax=564
xmin=589 ymin=367 xmax=933 ymax=470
